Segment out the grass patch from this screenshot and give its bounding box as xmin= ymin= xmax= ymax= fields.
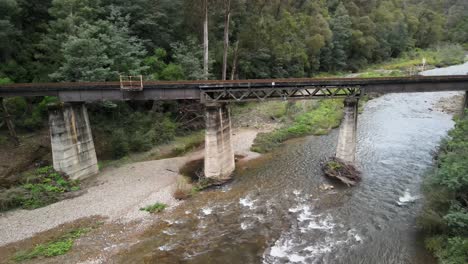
xmin=357 ymin=70 xmax=404 ymax=78
xmin=13 ymin=227 xmax=93 ymax=262
xmin=140 ymin=202 xmax=167 ymax=213
xmin=170 ymin=131 xmax=205 ymax=156
xmin=97 ymin=130 xmax=205 ymax=170
xmin=0 ymin=166 xmax=80 ymax=212
xmin=251 ymin=100 xmax=343 ymax=153
xmin=369 ymin=44 xmax=466 ymax=71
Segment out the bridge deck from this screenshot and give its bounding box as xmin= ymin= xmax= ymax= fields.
xmin=0 ymin=75 xmax=467 ymax=103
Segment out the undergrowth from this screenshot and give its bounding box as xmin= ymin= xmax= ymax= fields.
xmin=0 ymin=166 xmax=80 ymax=212
xmin=251 ymin=100 xmax=343 ymax=153
xmin=12 ymin=226 xmax=97 ymax=262
xmin=140 ymin=202 xmax=167 ymax=213
xmin=419 ymin=113 xmax=468 ymax=263
xmin=170 ymin=131 xmax=205 ymax=156
xmin=370 ymin=44 xmax=466 ymax=71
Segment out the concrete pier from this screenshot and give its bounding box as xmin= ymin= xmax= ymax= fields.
xmin=336 ymin=98 xmax=359 ymax=163
xmin=204 ymin=103 xmax=235 ymax=179
xmin=463 ymin=91 xmax=468 ymax=117
xmin=49 ymin=103 xmax=98 ymax=180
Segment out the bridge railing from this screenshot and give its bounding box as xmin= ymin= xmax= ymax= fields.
xmin=120 ymin=75 xmax=143 ymax=91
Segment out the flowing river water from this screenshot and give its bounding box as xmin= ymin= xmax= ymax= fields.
xmin=115 ymin=63 xmax=467 ymax=264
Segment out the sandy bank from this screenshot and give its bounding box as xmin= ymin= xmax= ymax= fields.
xmin=0 ymin=128 xmax=259 ymax=247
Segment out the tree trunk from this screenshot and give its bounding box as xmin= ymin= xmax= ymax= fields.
xmin=0 ymin=97 xmax=19 ymax=146
xmin=222 ymin=0 xmax=231 ymax=80
xmin=230 ymin=41 xmax=239 ymax=80
xmin=203 ymin=0 xmax=209 ymax=80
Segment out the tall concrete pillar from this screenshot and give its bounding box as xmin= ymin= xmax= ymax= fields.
xmin=49 ymin=103 xmax=98 ymax=180
xmin=204 ymin=103 xmax=235 ymax=179
xmin=462 ymin=91 xmax=468 ymax=117
xmin=336 ymin=98 xmax=359 ymax=163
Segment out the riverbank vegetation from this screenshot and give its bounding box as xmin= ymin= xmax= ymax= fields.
xmin=0 ymin=166 xmax=80 ymax=212
xmin=140 ymin=202 xmax=167 ymax=214
xmin=12 ymin=223 xmax=101 ymax=262
xmin=419 ymin=114 xmax=468 ymax=263
xmin=251 ymin=100 xmax=343 ymax=153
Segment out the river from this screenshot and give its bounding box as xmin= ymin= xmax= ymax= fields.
xmin=115 ymin=63 xmax=467 ymax=264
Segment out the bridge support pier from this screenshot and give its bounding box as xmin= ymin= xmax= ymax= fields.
xmin=336 ymin=98 xmax=358 ymax=163
xmin=49 ymin=103 xmax=98 ymax=180
xmin=462 ymin=91 xmax=468 ymax=117
xmin=204 ymin=103 xmax=235 ymax=179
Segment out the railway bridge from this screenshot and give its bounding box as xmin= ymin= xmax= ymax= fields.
xmin=1 ymin=75 xmax=467 ymax=180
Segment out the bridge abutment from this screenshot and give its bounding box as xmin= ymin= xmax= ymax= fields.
xmin=204 ymin=103 xmax=235 ymax=179
xmin=336 ymin=98 xmax=359 ymax=163
xmin=49 ymin=103 xmax=98 ymax=180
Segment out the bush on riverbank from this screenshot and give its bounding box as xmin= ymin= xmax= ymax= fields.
xmin=251 ymin=100 xmax=343 ymax=153
xmin=0 ymin=166 xmax=80 ymax=212
xmin=140 ymin=202 xmax=167 ymax=213
xmin=419 ymin=113 xmax=468 ymax=263
xmin=374 ymin=43 xmax=466 ymax=71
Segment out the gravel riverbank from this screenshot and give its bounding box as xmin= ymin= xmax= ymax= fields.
xmin=0 ymin=128 xmax=260 ymax=247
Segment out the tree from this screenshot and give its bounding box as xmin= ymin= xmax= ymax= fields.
xmin=143 ymin=48 xmax=184 ymax=81
xmin=329 ymin=2 xmax=352 ymax=71
xmin=414 ymin=8 xmax=445 ymax=48
xmin=171 ymin=37 xmax=207 ymax=80
xmin=222 ymin=0 xmax=231 ymax=80
xmin=50 ymin=10 xmax=147 ymax=81
xmin=0 ymin=0 xmax=20 ymax=62
xmin=203 ymin=0 xmax=209 ymax=80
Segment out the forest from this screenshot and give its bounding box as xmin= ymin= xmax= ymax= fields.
xmin=0 ymin=0 xmax=467 ymax=83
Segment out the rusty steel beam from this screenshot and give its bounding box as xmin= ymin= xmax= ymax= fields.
xmin=200 ymin=86 xmax=362 ymax=103
xmin=0 ymin=75 xmax=467 ymax=103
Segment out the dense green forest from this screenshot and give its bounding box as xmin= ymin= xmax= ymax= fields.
xmin=0 ymin=0 xmax=467 ymax=83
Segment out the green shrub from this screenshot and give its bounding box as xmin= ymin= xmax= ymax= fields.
xmin=0 ymin=166 xmax=80 ymax=212
xmin=110 ymin=129 xmax=130 ymax=158
xmin=129 ymin=131 xmax=153 ymax=152
xmin=434 ymin=43 xmax=465 ymax=67
xmin=2 ymin=96 xmax=58 ymax=131
xmin=89 ymin=103 xmax=178 ymax=158
xmin=0 ymin=77 xmax=13 ymax=84
xmin=420 ymin=115 xmax=468 ymax=263
xmin=140 ymin=202 xmax=167 ymax=213
xmin=425 ymin=236 xmax=468 ymax=264
xmin=251 ymin=100 xmax=343 ymax=153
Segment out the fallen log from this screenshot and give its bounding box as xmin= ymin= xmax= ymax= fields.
xmin=321 ymin=157 xmax=361 ymax=186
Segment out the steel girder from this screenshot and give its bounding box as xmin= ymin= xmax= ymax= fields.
xmin=200 ymin=86 xmax=362 ymax=103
